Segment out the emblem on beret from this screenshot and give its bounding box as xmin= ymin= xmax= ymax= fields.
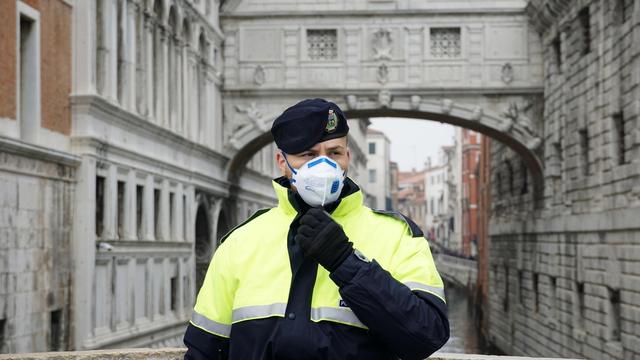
xmin=326 ymin=109 xmax=338 ymax=133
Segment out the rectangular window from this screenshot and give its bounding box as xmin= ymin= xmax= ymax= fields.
xmin=369 ymin=169 xmax=377 ymax=183
xmin=96 ymin=176 xmax=105 ymax=237
xmin=154 ymin=189 xmax=161 ymax=239
xmin=18 ymin=4 xmax=40 ymax=143
xmin=608 ymin=288 xmax=621 ymax=341
xmin=533 ymin=273 xmax=539 ymax=313
xmin=612 ymin=113 xmax=626 ymax=165
xmin=576 ymin=281 xmax=585 ymax=328
xmin=117 ymin=181 xmax=125 ymax=239
xmin=579 ymin=7 xmax=591 ymax=55
xmin=183 ymin=194 xmax=188 ymax=241
xmin=169 ymin=192 xmax=175 ymax=239
xmin=136 ymin=185 xmax=144 ymax=240
xmin=49 ymin=309 xmax=62 ymax=351
xmin=170 ymin=276 xmax=178 ymax=311
xmin=430 ymin=27 xmax=461 ymax=58
xmin=0 ymin=318 xmax=5 ymax=352
xmin=307 ymin=29 xmax=338 ymax=60
xmin=552 ymin=36 xmax=562 ymax=74
xmin=579 ymin=129 xmax=590 ymax=176
xmin=368 ymin=142 xmax=376 ymax=155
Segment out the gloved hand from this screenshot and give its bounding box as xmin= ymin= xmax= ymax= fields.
xmin=294 ymin=208 xmax=354 ymax=272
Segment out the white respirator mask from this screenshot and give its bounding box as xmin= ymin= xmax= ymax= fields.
xmin=284 ymin=153 xmax=346 ymax=207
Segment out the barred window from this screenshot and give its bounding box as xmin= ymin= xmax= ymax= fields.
xmin=307 ymin=29 xmax=338 ymax=60
xmin=430 ymin=27 xmax=461 ymax=58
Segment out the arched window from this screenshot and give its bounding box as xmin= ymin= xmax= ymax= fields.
xmin=167 ymin=6 xmax=178 ymax=128
xmin=135 ymin=3 xmax=146 ymax=114
xmin=198 ymin=32 xmax=208 ymax=138
xmin=181 ymin=19 xmax=191 ymax=136
xmin=152 ymin=0 xmax=163 ymax=120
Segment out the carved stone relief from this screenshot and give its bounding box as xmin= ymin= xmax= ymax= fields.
xmin=235 ymin=102 xmax=268 ymax=132
xmin=501 ymin=63 xmax=514 ymax=84
xmin=253 ymin=65 xmax=266 ymax=86
xmin=377 ymin=63 xmax=389 ymax=84
xmin=378 ymin=90 xmax=391 ymax=108
xmin=372 ymin=28 xmax=393 ymax=61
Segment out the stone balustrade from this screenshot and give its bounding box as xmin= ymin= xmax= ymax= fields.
xmin=0 ymin=348 xmax=582 ymax=360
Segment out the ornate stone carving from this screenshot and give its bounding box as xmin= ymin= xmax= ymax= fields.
xmin=501 ymin=63 xmax=514 ymax=84
xmin=378 ymin=90 xmax=391 ymax=108
xmin=410 ymin=95 xmax=422 ymax=110
xmin=471 ymin=106 xmax=484 ymax=121
xmin=441 ymin=99 xmax=454 ymax=114
xmin=503 ymin=101 xmax=536 ymax=135
xmin=235 ymin=102 xmax=268 ymax=132
xmin=346 ymin=95 xmax=358 ymax=110
xmin=253 ymin=65 xmax=265 ymax=86
xmin=372 ymin=28 xmax=393 ymax=61
xmin=377 ymin=63 xmax=389 ymax=84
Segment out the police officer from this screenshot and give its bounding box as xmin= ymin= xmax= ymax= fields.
xmin=183 ymin=98 xmax=449 ymax=360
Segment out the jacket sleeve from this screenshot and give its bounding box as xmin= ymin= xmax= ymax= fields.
xmin=183 ymin=242 xmax=235 ymax=360
xmin=329 ymin=226 xmax=450 ymax=360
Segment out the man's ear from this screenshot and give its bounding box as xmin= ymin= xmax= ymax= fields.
xmin=275 ymin=151 xmax=288 ymax=177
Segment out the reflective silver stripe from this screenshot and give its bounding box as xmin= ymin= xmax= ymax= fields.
xmin=404 ymin=281 xmax=446 ymax=302
xmin=191 ymin=310 xmax=231 ymax=337
xmin=310 ymin=307 xmax=368 ymax=329
xmin=232 ymin=303 xmax=287 ymax=323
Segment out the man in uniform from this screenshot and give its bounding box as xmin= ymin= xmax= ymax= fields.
xmin=183 ymin=98 xmax=449 ymax=359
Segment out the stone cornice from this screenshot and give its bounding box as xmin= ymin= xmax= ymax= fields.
xmin=221 ymin=8 xmax=527 ymax=19
xmin=0 ymin=135 xmax=81 ymax=167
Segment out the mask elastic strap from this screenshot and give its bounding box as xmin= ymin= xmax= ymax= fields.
xmin=281 ymin=151 xmax=298 ymax=175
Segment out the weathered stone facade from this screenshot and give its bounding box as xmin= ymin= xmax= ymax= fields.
xmin=0 ymin=139 xmax=79 ymax=353
xmin=485 ymin=1 xmax=640 ymax=359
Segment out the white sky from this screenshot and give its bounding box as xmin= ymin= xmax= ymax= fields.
xmin=369 ymin=117 xmax=455 ymax=172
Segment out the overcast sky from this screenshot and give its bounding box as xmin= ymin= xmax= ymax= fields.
xmin=369 ymin=118 xmax=455 ymax=172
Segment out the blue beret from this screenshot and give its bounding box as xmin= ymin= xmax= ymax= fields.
xmin=271 ymin=98 xmax=349 ymax=154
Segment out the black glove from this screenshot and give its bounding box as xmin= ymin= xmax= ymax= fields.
xmin=294 ymin=208 xmax=354 ymax=272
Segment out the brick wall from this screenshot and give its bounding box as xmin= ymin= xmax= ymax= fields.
xmin=0 ymin=0 xmax=71 ymax=134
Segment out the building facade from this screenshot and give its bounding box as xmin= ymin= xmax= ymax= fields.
xmin=461 ymin=130 xmax=481 ymax=258
xmin=483 ymin=1 xmax=640 ymax=359
xmin=424 ymin=149 xmax=450 ymax=246
xmin=0 ymin=0 xmax=76 ymax=352
xmin=365 ymin=128 xmax=391 ymax=210
xmin=395 ymin=169 xmax=427 ymax=232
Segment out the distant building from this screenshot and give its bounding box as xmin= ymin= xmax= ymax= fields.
xmin=396 ymin=169 xmax=427 ymax=232
xmin=424 ymin=149 xmax=451 ymax=245
xmin=366 ymin=128 xmax=392 ymax=210
xmin=461 ymin=130 xmax=481 ymax=258
xmin=346 ymin=118 xmax=372 ymax=200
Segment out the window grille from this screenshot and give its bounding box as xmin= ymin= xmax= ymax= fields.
xmin=430 ymin=28 xmax=461 ymax=58
xmin=307 ymin=29 xmax=338 ymax=60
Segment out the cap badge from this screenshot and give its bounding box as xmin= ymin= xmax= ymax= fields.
xmin=326 ymin=109 xmax=338 ymax=133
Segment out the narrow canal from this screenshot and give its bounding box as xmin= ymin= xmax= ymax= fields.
xmin=436 ymin=283 xmax=494 ymax=355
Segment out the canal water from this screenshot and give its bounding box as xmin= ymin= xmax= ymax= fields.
xmin=436 ymin=283 xmax=494 ymax=355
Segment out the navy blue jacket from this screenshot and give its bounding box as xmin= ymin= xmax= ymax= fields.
xmin=183 ymin=178 xmax=449 ymax=359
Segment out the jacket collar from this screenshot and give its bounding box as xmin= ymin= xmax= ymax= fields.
xmin=272 ymin=176 xmax=363 ymax=217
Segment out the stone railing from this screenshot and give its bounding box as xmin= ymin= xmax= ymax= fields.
xmin=0 ymin=348 xmax=581 ymax=359
xmin=434 ymin=253 xmax=478 ymax=289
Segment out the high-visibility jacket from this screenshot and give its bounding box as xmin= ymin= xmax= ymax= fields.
xmin=184 ymin=177 xmax=449 ymax=360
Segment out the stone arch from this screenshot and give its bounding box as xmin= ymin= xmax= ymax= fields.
xmin=224 ymin=97 xmax=545 ymax=201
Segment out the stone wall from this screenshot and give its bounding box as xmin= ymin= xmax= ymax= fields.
xmin=0 ymin=137 xmax=79 ymax=352
xmin=0 ymin=348 xmax=576 ymax=360
xmin=485 ymin=0 xmax=640 ymax=359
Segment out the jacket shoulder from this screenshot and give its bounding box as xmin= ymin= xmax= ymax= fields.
xmin=370 ymin=209 xmax=424 ymax=238
xmin=219 ymin=207 xmax=273 ymax=244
